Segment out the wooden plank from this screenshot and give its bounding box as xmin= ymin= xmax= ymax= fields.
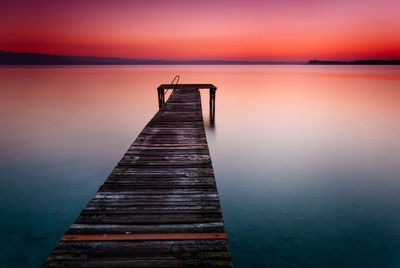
xmin=44 ymin=85 xmax=231 ymax=267
xmin=66 ymin=223 xmax=225 ymax=235
xmin=53 ymin=239 xmax=230 ymax=252
xmin=61 ymin=233 xmax=227 ymax=242
xmin=131 ymin=144 xmax=208 ymax=147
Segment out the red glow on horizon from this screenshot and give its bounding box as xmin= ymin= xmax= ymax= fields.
xmin=1 ymin=0 xmax=400 ymax=61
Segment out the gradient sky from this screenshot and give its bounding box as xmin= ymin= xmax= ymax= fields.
xmin=1 ymin=0 xmax=400 ymax=61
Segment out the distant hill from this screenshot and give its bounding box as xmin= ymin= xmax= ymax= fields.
xmin=0 ymin=50 xmax=170 ymax=65
xmin=309 ymin=59 xmax=400 ymax=65
xmin=0 ymin=50 xmax=301 ymax=65
xmin=2 ymin=51 xmax=399 ymax=65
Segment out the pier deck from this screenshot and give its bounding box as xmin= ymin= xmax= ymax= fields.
xmin=44 ymin=85 xmax=232 ymax=267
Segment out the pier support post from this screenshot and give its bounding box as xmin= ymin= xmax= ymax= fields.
xmin=157 ymin=88 xmax=165 ymax=109
xmin=209 ymin=87 xmax=216 ymax=125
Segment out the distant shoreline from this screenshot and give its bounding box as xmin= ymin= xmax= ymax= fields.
xmin=309 ymin=60 xmax=400 ymax=65
xmin=1 ymin=50 xmax=399 ymax=65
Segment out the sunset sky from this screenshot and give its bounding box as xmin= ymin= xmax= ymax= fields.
xmin=1 ymin=0 xmax=400 ymax=61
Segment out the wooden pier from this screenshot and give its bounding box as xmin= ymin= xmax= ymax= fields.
xmin=44 ymin=84 xmax=232 ymax=267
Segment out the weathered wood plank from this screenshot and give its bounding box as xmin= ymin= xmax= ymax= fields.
xmin=61 ymin=233 xmax=227 ymax=242
xmin=66 ymin=223 xmax=225 ymax=235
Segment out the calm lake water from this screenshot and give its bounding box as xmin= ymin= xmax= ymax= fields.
xmin=1 ymin=65 xmax=400 ymax=267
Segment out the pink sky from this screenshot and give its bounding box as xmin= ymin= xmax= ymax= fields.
xmin=1 ymin=0 xmax=400 ymax=61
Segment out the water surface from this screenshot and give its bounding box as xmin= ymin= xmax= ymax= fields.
xmin=1 ymin=65 xmax=400 ymax=267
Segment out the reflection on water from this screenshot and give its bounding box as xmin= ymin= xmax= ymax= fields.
xmin=0 ymin=65 xmax=400 ymax=267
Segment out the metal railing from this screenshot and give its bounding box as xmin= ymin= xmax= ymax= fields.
xmin=158 ymin=75 xmax=180 ymax=108
xmin=165 ymin=75 xmax=180 ymax=95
